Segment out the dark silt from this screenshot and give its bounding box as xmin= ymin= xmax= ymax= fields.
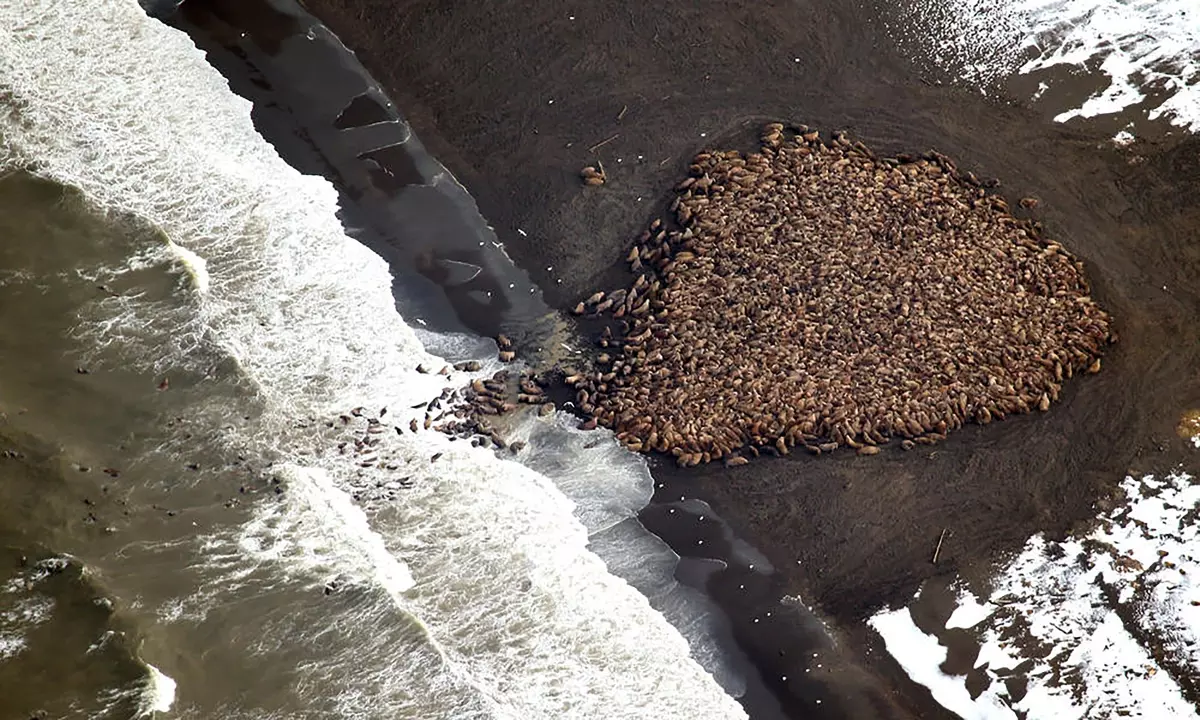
xmin=170 ymin=0 xmax=1200 ymax=718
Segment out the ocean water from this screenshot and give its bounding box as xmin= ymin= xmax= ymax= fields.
xmin=0 ymin=1 xmax=748 ymax=718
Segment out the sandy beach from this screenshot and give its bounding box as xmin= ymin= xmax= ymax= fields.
xmin=172 ymin=0 xmax=1200 ymax=716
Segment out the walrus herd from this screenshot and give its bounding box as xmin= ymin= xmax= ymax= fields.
xmin=567 ymin=123 xmax=1115 ymax=466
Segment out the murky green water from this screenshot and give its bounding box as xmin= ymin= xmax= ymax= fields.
xmin=0 ymin=170 xmax=189 ymax=718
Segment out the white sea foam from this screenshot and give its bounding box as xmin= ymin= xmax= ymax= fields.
xmin=882 ymin=0 xmax=1200 ymax=133
xmin=0 ymin=2 xmax=745 ymax=718
xmin=0 ymin=594 xmax=52 ymax=661
xmin=137 ymin=663 xmax=177 ymax=717
xmin=0 ymin=634 xmax=24 ymax=659
xmin=167 ymin=240 xmax=210 ymax=295
xmin=237 ymin=465 xmax=416 ymax=596
xmin=873 ymin=471 xmax=1200 ymax=719
xmin=0 ymin=569 xmax=56 ymax=661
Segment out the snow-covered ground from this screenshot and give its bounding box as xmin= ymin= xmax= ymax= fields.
xmin=882 ymin=0 xmax=1200 ymax=136
xmin=871 ymin=470 xmax=1200 ymax=719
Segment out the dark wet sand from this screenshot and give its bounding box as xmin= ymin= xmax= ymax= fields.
xmin=174 ymin=0 xmax=1200 ymax=717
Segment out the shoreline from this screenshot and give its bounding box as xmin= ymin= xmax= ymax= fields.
xmin=168 ymin=2 xmax=846 ymax=717
xmin=172 ymin=0 xmax=1200 ymax=718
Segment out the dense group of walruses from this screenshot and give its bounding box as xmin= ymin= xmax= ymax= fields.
xmin=434 ymin=123 xmax=1114 ymax=467
xmin=568 ymin=123 xmax=1113 ymax=466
